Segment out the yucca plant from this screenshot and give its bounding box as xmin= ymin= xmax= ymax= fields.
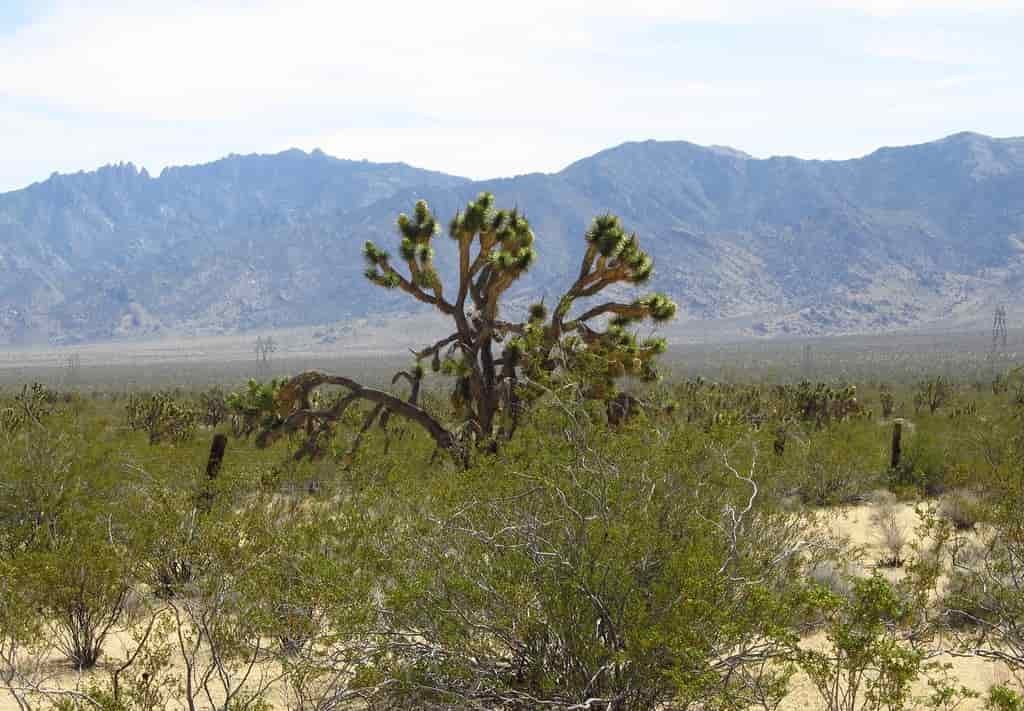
xmin=125 ymin=391 xmax=197 ymax=445
xmin=251 ymin=193 xmax=677 ymax=464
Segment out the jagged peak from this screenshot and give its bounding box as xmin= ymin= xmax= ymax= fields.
xmin=153 ymin=147 xmax=466 ymax=182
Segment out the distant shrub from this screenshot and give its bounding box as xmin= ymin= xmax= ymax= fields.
xmin=0 ymin=382 xmax=57 ymax=435
xmin=126 ymin=391 xmax=197 ymax=445
xmin=879 ymin=385 xmax=895 ymax=418
xmin=914 ymin=376 xmax=953 ymax=414
xmin=789 ymin=421 xmax=885 ymax=506
xmin=198 ymin=386 xmax=229 ymax=428
xmin=808 ymin=559 xmax=866 ymax=599
xmin=939 ymin=490 xmax=984 ymax=532
xmin=890 ymin=426 xmax=949 ymax=495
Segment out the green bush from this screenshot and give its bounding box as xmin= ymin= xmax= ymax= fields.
xmin=125 ymin=391 xmax=197 ymax=445
xmin=890 ymin=425 xmax=949 ymax=495
xmin=365 ymin=411 xmax=814 ymax=709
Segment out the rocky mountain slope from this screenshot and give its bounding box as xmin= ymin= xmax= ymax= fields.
xmin=1 ymin=132 xmax=1022 ymax=344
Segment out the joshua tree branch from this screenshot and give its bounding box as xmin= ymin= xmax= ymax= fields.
xmin=377 ymin=259 xmax=455 ymax=315
xmin=260 ymin=372 xmax=458 ymax=459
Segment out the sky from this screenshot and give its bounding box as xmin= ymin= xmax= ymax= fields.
xmin=0 ymin=0 xmax=1022 ymax=193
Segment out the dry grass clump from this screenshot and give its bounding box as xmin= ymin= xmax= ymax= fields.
xmin=808 ymin=559 xmax=866 ymax=599
xmin=869 ymin=492 xmax=908 ymax=568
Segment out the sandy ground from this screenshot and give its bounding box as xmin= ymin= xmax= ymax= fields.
xmin=779 ymin=501 xmax=1019 ymax=710
xmin=2 ymin=501 xmax=1020 ymax=710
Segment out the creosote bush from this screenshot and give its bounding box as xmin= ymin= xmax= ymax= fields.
xmin=795 ymin=574 xmax=969 ymax=711
xmin=365 ymin=406 xmax=815 ymax=710
xmin=0 ymin=428 xmax=133 ymax=671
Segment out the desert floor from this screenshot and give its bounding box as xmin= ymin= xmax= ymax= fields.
xmin=2 ymin=501 xmax=1020 ymax=711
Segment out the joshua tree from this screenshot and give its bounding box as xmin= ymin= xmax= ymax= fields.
xmin=253 ymin=193 xmax=676 ymax=464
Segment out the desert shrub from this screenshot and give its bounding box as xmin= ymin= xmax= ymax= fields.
xmin=670 ymin=379 xmax=866 ymax=433
xmin=914 ymin=376 xmax=954 ymax=414
xmin=0 ymin=382 xmax=57 ymax=436
xmin=125 ymin=391 xmax=197 ymax=444
xmin=365 ymin=410 xmax=815 ymax=710
xmin=198 ymin=386 xmax=229 ymax=428
xmin=890 ymin=426 xmax=950 ymax=495
xmin=939 ymin=484 xmax=1024 ymax=666
xmin=20 ymin=538 xmax=132 ymax=669
xmin=943 ymin=548 xmax=999 ymax=630
xmin=879 ymin=385 xmax=895 ymax=419
xmin=808 ymin=560 xmax=867 ymax=599
xmin=795 ymin=575 xmax=963 ymax=711
xmin=0 ymin=430 xmax=133 ymax=670
xmin=125 ymin=480 xmax=201 ymax=598
xmin=870 ymin=493 xmax=908 ymax=568
xmin=939 ymin=490 xmax=984 ymax=531
xmin=988 ymin=686 xmax=1024 ymax=711
xmin=162 ymin=504 xmax=346 ymax=711
xmin=786 ymin=420 xmax=886 ymax=505
xmin=0 ymin=557 xmax=49 ymax=709
xmin=784 ymin=381 xmax=865 ymax=427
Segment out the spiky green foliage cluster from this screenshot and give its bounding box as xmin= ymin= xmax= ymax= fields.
xmin=585 ymin=214 xmax=654 ymax=284
xmin=449 ymin=191 xmax=497 ymax=237
xmin=226 ymin=378 xmax=286 ymax=438
xmin=449 ymin=193 xmax=537 ymax=276
xmin=362 ymin=242 xmax=400 ymax=288
xmin=226 ymin=378 xmax=282 ymax=415
xmin=528 ymin=302 xmax=548 ymax=323
xmin=581 ymin=328 xmax=666 ymax=393
xmin=638 ymin=293 xmax=677 ymax=322
xmin=125 ymin=391 xmax=197 ymax=445
xmin=399 ymin=200 xmax=441 ymax=289
xmin=487 ymin=208 xmax=536 ymax=273
xmin=363 ymin=200 xmax=447 ymax=291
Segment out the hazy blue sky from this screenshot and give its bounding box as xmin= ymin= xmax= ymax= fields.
xmin=1 ymin=0 xmax=1021 ymax=192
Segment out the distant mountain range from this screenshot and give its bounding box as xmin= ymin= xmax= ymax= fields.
xmin=1 ymin=132 xmax=1023 ymax=345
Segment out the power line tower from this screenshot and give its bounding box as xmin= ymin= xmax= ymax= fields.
xmin=989 ymin=306 xmax=1009 ymax=377
xmin=992 ymin=306 xmax=1008 ymax=355
xmin=255 ymin=336 xmax=278 ymax=366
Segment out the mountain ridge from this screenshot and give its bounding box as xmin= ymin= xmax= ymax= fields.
xmin=2 ymin=132 xmax=1023 ymax=345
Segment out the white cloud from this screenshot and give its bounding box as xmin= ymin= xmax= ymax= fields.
xmin=825 ymin=0 xmax=1021 ymax=15
xmin=0 ymin=0 xmax=1021 ymax=191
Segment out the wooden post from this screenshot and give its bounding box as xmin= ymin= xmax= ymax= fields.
xmin=890 ymin=421 xmax=902 ymax=471
xmin=197 ymin=434 xmax=228 ymax=514
xmin=205 ymin=433 xmax=228 ymax=480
